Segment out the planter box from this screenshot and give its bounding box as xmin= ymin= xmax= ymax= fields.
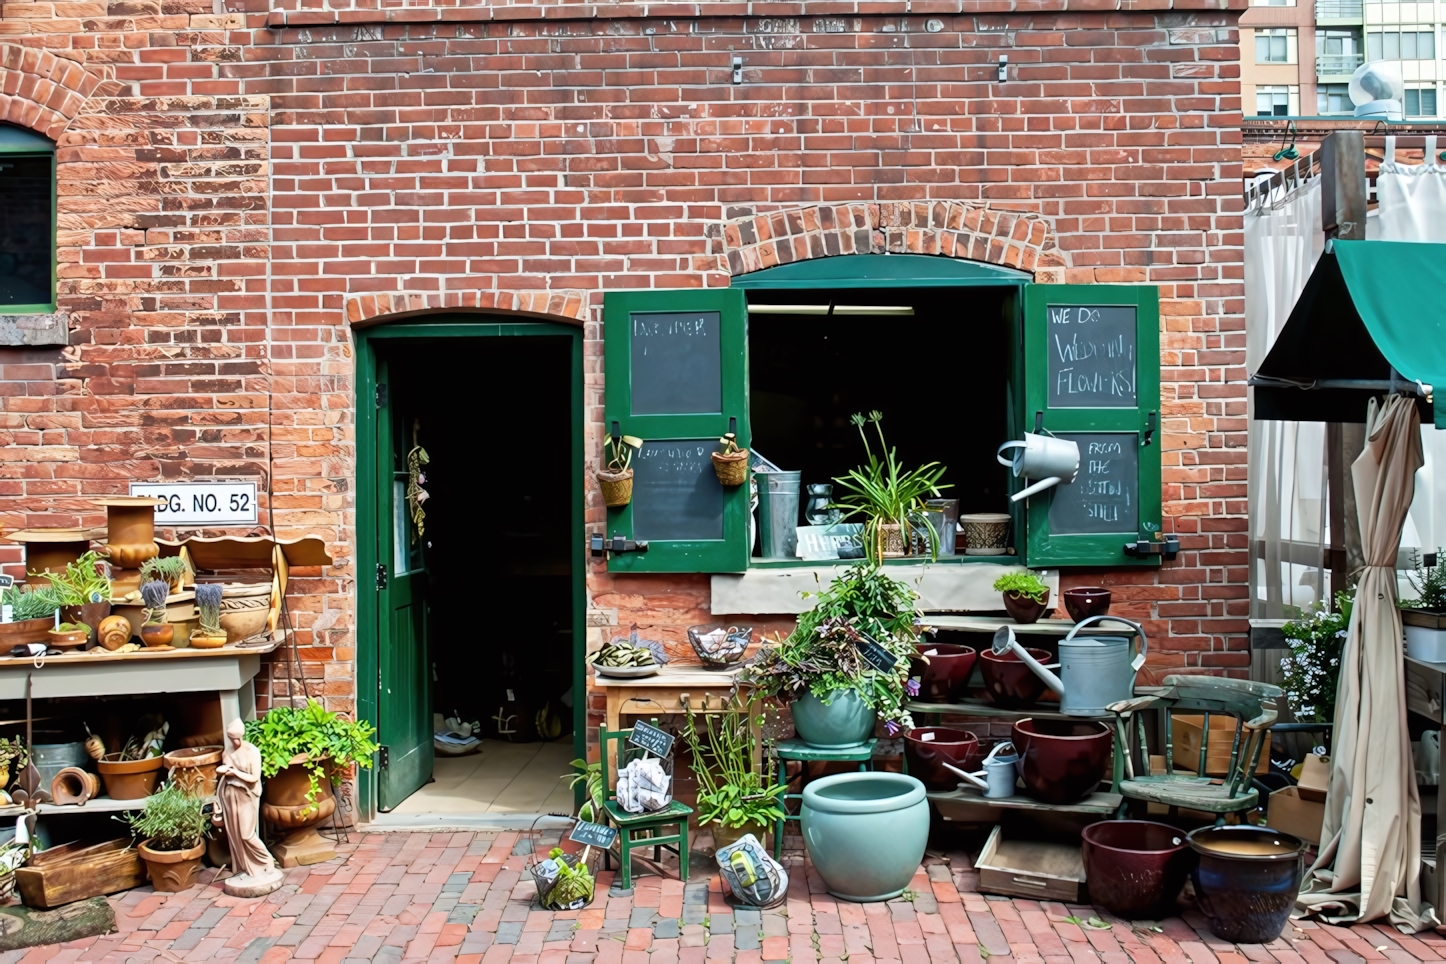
xmin=1404 ymin=609 xmax=1446 ymax=663
xmin=15 ymin=838 xmax=146 ymax=909
xmin=975 ymin=825 xmax=1085 ymax=902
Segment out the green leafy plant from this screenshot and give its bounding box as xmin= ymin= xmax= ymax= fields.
xmin=244 ymin=700 xmax=379 ymax=807
xmin=741 ymin=563 xmax=921 ymax=733
xmin=0 ymin=738 xmax=27 ymax=771
xmin=565 ymin=758 xmax=604 ymax=823
xmin=51 ymin=621 xmax=89 ymax=633
xmin=992 ymin=572 xmax=1049 ymax=604
xmin=139 ymin=555 xmax=186 ymax=587
xmin=1279 ymin=590 xmax=1353 ymax=724
xmin=603 ymin=433 xmax=642 ymax=473
xmin=118 ymin=782 xmax=210 ymax=852
xmin=195 ymin=584 xmax=223 ymax=636
xmin=1404 ymin=548 xmax=1446 ymax=611
xmin=832 ymin=412 xmax=949 ymax=563
xmin=35 ymin=550 xmax=111 ymax=607
xmin=141 ymin=580 xmax=169 ymax=625
xmin=683 ymin=700 xmax=786 ymax=832
xmin=2 ymin=584 xmax=60 ymax=621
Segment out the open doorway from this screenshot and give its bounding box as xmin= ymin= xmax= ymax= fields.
xmin=358 ymin=322 xmax=584 ymax=820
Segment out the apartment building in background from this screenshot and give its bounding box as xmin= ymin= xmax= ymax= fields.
xmin=1242 ymin=0 xmax=1439 ymax=116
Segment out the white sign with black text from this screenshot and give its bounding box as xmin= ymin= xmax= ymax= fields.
xmin=129 ymin=482 xmax=259 ymax=527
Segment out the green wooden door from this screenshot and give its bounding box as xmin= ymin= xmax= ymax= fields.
xmin=374 ymin=354 xmax=433 ymax=811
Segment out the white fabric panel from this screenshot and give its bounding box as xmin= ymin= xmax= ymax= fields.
xmin=1377 ymin=136 xmax=1446 ymax=242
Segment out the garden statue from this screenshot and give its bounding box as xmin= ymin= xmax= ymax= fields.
xmin=215 ymin=718 xmax=285 ymax=897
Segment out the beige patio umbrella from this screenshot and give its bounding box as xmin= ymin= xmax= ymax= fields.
xmin=1298 ymin=393 xmax=1435 ymax=931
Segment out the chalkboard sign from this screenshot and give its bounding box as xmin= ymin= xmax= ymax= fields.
xmin=630 ymin=440 xmax=724 ymax=542
xmin=1046 ymin=305 xmax=1137 ymax=409
xmin=856 ymin=634 xmax=900 ymax=674
xmin=631 ymin=311 xmax=723 ymax=416
xmin=569 ymin=820 xmax=619 ymax=849
xmin=629 ymin=720 xmax=675 ymax=757
xmin=1048 ymin=432 xmax=1139 ymax=535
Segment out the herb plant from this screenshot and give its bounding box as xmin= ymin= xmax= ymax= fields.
xmin=36 ymin=551 xmax=111 ymax=607
xmin=683 ymin=701 xmax=785 ymax=832
xmin=140 ymin=580 xmax=169 ymax=625
xmin=1404 ymin=548 xmax=1446 ymax=611
xmin=1279 ymin=590 xmax=1353 ymax=724
xmin=992 ymin=572 xmax=1050 ymax=604
xmin=119 ymin=782 xmax=210 ymax=851
xmin=139 ymin=556 xmax=186 ymax=587
xmin=2 ymin=584 xmax=60 ymax=621
xmin=244 ymin=700 xmax=379 ymax=807
xmin=832 ymin=412 xmax=949 ymax=563
xmin=195 ymin=584 xmax=224 ymax=636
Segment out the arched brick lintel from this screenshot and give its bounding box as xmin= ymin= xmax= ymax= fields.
xmin=721 ymin=202 xmax=1068 ymax=285
xmin=0 ymin=44 xmax=116 ymax=142
xmin=345 ymin=290 xmax=590 ymax=329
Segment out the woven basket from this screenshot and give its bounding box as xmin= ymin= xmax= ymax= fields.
xmin=711 ymin=450 xmax=749 ymax=487
xmin=596 ymin=469 xmax=633 ymax=507
xmin=0 ymin=869 xmax=14 ymax=902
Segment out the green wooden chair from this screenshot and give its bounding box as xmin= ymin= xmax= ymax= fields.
xmin=1107 ymin=675 xmax=1283 ymax=824
xmin=598 ymin=723 xmax=693 ymax=891
xmin=768 ymin=737 xmax=877 ymax=859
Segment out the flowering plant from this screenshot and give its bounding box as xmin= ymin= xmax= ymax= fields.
xmin=1278 ymin=590 xmax=1353 ymax=724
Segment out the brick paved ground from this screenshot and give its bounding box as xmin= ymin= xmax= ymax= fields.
xmin=7 ymin=831 xmax=1446 ymax=964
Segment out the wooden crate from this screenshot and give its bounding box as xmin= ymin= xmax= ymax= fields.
xmin=15 ymin=838 xmax=147 ymax=909
xmin=1171 ymin=715 xmax=1270 ymax=776
xmin=975 ymin=825 xmax=1086 ymax=902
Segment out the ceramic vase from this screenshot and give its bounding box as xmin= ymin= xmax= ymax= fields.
xmin=1188 ymin=826 xmax=1303 ymax=943
xmin=801 ymin=772 xmax=929 ymax=901
xmin=791 ymin=690 xmax=875 ymax=749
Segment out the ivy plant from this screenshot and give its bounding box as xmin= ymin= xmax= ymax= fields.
xmin=244 ymin=700 xmax=379 ymax=807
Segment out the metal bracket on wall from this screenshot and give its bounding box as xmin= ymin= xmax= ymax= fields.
xmin=590 ymin=533 xmax=650 ymax=557
xmin=1124 ymin=535 xmax=1179 ymax=561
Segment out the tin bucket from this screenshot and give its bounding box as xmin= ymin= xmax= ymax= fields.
xmin=757 ymin=471 xmax=802 ymax=559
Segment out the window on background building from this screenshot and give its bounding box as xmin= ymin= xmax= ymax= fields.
xmin=0 ymin=125 xmax=56 ymax=314
xmin=1319 ymin=29 xmax=1363 ymax=56
xmin=1318 ymin=84 xmax=1354 ymax=113
xmin=1367 ymin=30 xmax=1437 ymax=59
xmin=1405 ymin=87 xmax=1439 ymax=115
xmin=1257 ymin=28 xmax=1299 ymax=63
xmin=1257 ymin=86 xmax=1299 ymax=115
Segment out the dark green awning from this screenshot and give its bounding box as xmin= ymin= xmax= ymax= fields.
xmin=1253 ymin=240 xmax=1445 ymax=426
xmin=732 ymin=253 xmax=1029 ymax=289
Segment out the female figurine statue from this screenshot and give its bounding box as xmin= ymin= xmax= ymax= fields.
xmin=214 ymin=718 xmax=285 ymax=896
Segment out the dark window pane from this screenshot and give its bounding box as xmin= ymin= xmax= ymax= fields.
xmin=1424 ymin=89 xmax=1438 ymax=115
xmin=0 ymin=153 xmax=52 ymax=308
xmin=1406 ymin=89 xmax=1421 ymax=114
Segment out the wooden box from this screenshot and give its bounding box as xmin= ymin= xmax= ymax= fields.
xmin=975 ymin=825 xmax=1086 ymax=902
xmin=1172 ymin=715 xmax=1270 ymax=776
xmin=15 ymin=838 xmax=147 ymax=909
xmin=1266 ymin=785 xmax=1324 ymax=845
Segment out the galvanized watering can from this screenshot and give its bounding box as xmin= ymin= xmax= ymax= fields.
xmin=990 ymin=615 xmax=1148 ymax=716
xmin=941 ymin=742 xmax=1018 ymax=799
xmin=996 ymin=433 xmax=1080 ymax=503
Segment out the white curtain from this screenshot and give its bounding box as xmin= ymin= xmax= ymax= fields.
xmin=1247 ymin=178 xmax=1329 ymax=618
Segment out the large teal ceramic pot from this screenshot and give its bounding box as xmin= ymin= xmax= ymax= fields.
xmin=801 ymin=772 xmax=929 ymax=901
xmin=791 ymin=690 xmax=876 ymax=748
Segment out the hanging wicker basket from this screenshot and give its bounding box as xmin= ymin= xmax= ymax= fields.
xmin=596 ymin=468 xmax=634 ymax=507
xmin=711 ymin=450 xmax=749 ymax=487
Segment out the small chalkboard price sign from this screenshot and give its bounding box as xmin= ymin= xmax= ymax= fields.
xmin=569 ymin=821 xmax=619 ymax=849
xmin=856 ymin=635 xmax=900 ymax=674
xmin=628 ymin=720 xmax=675 ymax=758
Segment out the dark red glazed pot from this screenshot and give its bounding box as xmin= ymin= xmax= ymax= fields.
xmin=903 ymin=727 xmax=981 ymax=790
xmin=1062 ymin=586 xmax=1112 ymax=622
xmin=1012 ymin=718 xmax=1112 ymax=804
xmin=979 ymin=647 xmax=1053 ymax=709
xmin=1002 ymin=590 xmax=1050 ymax=624
xmin=1081 ymin=820 xmax=1194 ymax=919
xmin=912 ymin=643 xmax=977 ymax=703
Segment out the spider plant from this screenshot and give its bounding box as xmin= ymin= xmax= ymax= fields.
xmin=602 ymin=433 xmax=642 ymax=474
xmin=832 ymin=412 xmax=950 ymax=564
xmin=36 ymin=551 xmax=112 ymax=607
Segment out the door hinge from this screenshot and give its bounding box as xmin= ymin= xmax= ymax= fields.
xmin=379 ymin=746 xmax=389 ymax=769
xmin=375 ymin=383 xmax=388 ymax=408
xmin=376 ymin=563 xmax=388 ymax=590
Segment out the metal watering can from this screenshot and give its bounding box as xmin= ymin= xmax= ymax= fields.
xmin=991 ymin=615 xmax=1148 ymax=716
xmin=941 ymin=742 xmax=1018 ymax=799
xmin=996 ymin=433 xmax=1080 ymax=503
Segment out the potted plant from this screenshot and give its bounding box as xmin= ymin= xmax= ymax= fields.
xmin=190 ymin=584 xmax=227 ymax=649
xmin=140 ymin=580 xmax=174 ymax=649
xmin=0 ymin=738 xmax=27 ymax=789
xmin=0 ymin=584 xmax=60 ymax=647
xmin=98 ymin=716 xmax=168 ymax=800
xmin=711 ymin=431 xmax=749 ymax=487
xmin=993 ymin=571 xmax=1052 ymax=624
xmin=684 ymin=700 xmax=785 ymax=851
xmin=120 ymin=782 xmax=210 ymax=893
xmin=596 ymin=432 xmax=642 ymax=507
xmin=37 ymin=550 xmax=112 ymax=645
xmin=832 ymin=412 xmax=949 ymax=562
xmin=47 ymin=621 xmax=90 ymax=649
xmin=742 ymin=563 xmax=921 ymax=747
xmin=1280 ymin=590 xmax=1352 ymax=723
xmin=139 ymin=555 xmax=187 ymax=593
xmin=245 ymin=700 xmax=378 ymax=815
xmin=1403 ymin=549 xmax=1446 ymax=662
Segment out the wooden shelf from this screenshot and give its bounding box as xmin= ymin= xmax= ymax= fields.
xmin=906 ymin=688 xmax=1166 ymax=722
xmin=923 ymin=615 xmax=1140 ymax=635
xmin=928 ymin=788 xmax=1122 ymax=820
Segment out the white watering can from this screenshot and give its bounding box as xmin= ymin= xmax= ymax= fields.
xmin=991 ymin=615 xmax=1149 ymax=716
xmin=996 ymin=433 xmax=1080 ymax=503
xmin=942 ymin=743 xmax=1018 ymax=799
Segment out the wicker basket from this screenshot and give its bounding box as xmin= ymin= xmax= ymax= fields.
xmin=711 ymin=450 xmax=749 ymax=487
xmin=960 ymin=513 xmax=1011 ymax=555
xmin=596 ymin=469 xmax=634 ymax=507
xmin=526 ymin=820 xmax=606 ymax=910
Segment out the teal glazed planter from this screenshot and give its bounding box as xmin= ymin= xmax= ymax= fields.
xmin=801 ymin=772 xmax=929 ymax=902
xmin=791 ymin=690 xmax=876 ymax=748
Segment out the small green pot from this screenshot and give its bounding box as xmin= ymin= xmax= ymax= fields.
xmin=791 ymin=690 xmax=876 ymax=749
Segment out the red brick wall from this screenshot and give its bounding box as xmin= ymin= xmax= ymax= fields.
xmin=0 ymin=0 xmax=1249 ymax=726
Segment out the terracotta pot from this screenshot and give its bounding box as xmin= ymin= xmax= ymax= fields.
xmin=1011 ymin=718 xmax=1112 ymax=805
xmin=903 ymin=727 xmax=982 ymax=790
xmin=0 ymin=617 xmax=55 ymax=647
xmin=48 ymin=627 xmax=88 ymax=649
xmin=1062 ymin=586 xmax=1112 ymax=623
xmin=979 ymin=647 xmax=1054 ymax=709
xmin=50 ymin=767 xmax=100 ymax=805
xmin=93 ymin=497 xmax=162 ymax=569
xmin=163 ymin=746 xmax=223 ymax=798
xmin=261 ymin=757 xmax=337 ymax=830
xmin=1082 ymin=820 xmax=1195 ymax=919
xmin=138 ymin=839 xmax=206 ymax=893
xmin=1001 ymin=590 xmax=1050 ymax=624
xmin=218 ymin=584 xmax=270 ymax=643
xmin=1188 ymin=826 xmax=1304 ymax=943
xmin=97 ymin=753 xmax=165 ymax=800
xmin=97 ymin=614 xmax=134 ymax=650
xmin=140 ymin=623 xmax=174 ymax=648
xmin=911 ymin=643 xmax=977 ymax=703
xmin=190 ymin=630 xmax=227 ymax=649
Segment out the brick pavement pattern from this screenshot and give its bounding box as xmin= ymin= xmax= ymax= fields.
xmin=8 ymin=831 xmax=1446 ymax=964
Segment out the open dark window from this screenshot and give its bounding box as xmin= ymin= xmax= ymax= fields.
xmin=0 ymin=125 xmax=56 ymax=314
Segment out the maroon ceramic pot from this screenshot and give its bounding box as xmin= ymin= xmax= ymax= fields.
xmin=912 ymin=643 xmax=978 ymax=703
xmin=1002 ymin=589 xmax=1050 ymax=624
xmin=1062 ymin=586 xmax=1112 ymax=623
xmin=903 ymin=727 xmax=982 ymax=790
xmin=1012 ymin=718 xmax=1112 ymax=804
xmin=1081 ymin=820 xmax=1195 ymax=919
xmin=979 ymin=647 xmax=1054 ymax=709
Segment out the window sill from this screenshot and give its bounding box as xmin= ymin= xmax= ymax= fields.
xmin=747 ymin=555 xmax=1017 ymax=568
xmin=711 ymin=563 xmax=1058 ymax=615
xmin=0 ymin=311 xmax=67 ymax=346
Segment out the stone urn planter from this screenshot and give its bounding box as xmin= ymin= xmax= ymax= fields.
xmin=801 ymin=772 xmax=928 ymax=902
xmin=791 ymin=690 xmax=875 ymax=749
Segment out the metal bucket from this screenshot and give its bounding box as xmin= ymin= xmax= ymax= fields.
xmin=32 ymin=742 xmax=90 ymax=789
xmin=757 ymin=471 xmax=802 ymax=559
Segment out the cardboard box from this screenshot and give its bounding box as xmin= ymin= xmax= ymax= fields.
xmin=1172 ymin=715 xmax=1270 ymax=776
xmin=1296 ymin=752 xmax=1329 ymax=803
xmin=1266 ymin=785 xmax=1324 ymax=844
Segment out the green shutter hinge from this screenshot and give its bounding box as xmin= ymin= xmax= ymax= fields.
xmin=1124 ymin=534 xmax=1178 ymax=561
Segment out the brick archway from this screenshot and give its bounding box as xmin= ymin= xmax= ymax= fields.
xmin=721 ymin=202 xmax=1067 ymax=284
xmin=344 ymin=290 xmax=590 ymax=328
xmin=0 ymin=45 xmax=118 ymax=140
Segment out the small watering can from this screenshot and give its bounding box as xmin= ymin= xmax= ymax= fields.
xmin=996 ymin=433 xmax=1080 ymax=503
xmin=942 ymin=743 xmax=1018 ymax=799
xmin=991 ymin=615 xmax=1148 ymax=716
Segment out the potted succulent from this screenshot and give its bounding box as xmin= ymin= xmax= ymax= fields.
xmin=596 ymin=432 xmax=642 ymax=508
xmin=684 ymin=700 xmax=785 ymax=851
xmin=993 ymin=571 xmax=1052 ymax=624
xmin=711 ymin=431 xmax=749 ymax=487
xmin=47 ymin=621 xmax=90 ymax=649
xmin=190 ymin=584 xmax=227 ymax=649
xmin=120 ymin=782 xmax=210 ymax=893
xmin=832 ymin=412 xmax=949 ymax=562
xmin=0 ymin=584 xmax=60 ymax=646
xmin=1403 ymin=548 xmax=1446 ymax=662
xmin=140 ymin=580 xmax=175 ymax=649
xmin=139 ymin=555 xmax=187 ymax=593
xmin=246 ymin=700 xmax=379 ymax=814
xmin=742 ymin=563 xmax=921 ymax=747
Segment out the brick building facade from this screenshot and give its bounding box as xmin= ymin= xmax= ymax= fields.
xmin=1 ymin=0 xmax=1246 ymax=812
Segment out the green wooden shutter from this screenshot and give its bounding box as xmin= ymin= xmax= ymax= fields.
xmin=602 ymin=289 xmax=751 ymax=572
xmin=1021 ymin=284 xmax=1162 ymax=567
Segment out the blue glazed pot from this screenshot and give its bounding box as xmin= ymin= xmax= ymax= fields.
xmin=801 ymin=772 xmax=929 ymax=901
xmin=791 ymin=689 xmax=876 ymax=748
xmin=1188 ymin=826 xmax=1303 ymax=944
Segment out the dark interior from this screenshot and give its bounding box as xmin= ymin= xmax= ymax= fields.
xmin=746 ymin=286 xmax=1015 ymax=547
xmin=383 ymin=337 xmax=574 ymax=741
xmin=0 ymin=152 xmax=51 ymax=307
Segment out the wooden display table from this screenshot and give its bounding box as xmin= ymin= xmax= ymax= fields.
xmin=594 ymin=663 xmax=748 ymax=732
